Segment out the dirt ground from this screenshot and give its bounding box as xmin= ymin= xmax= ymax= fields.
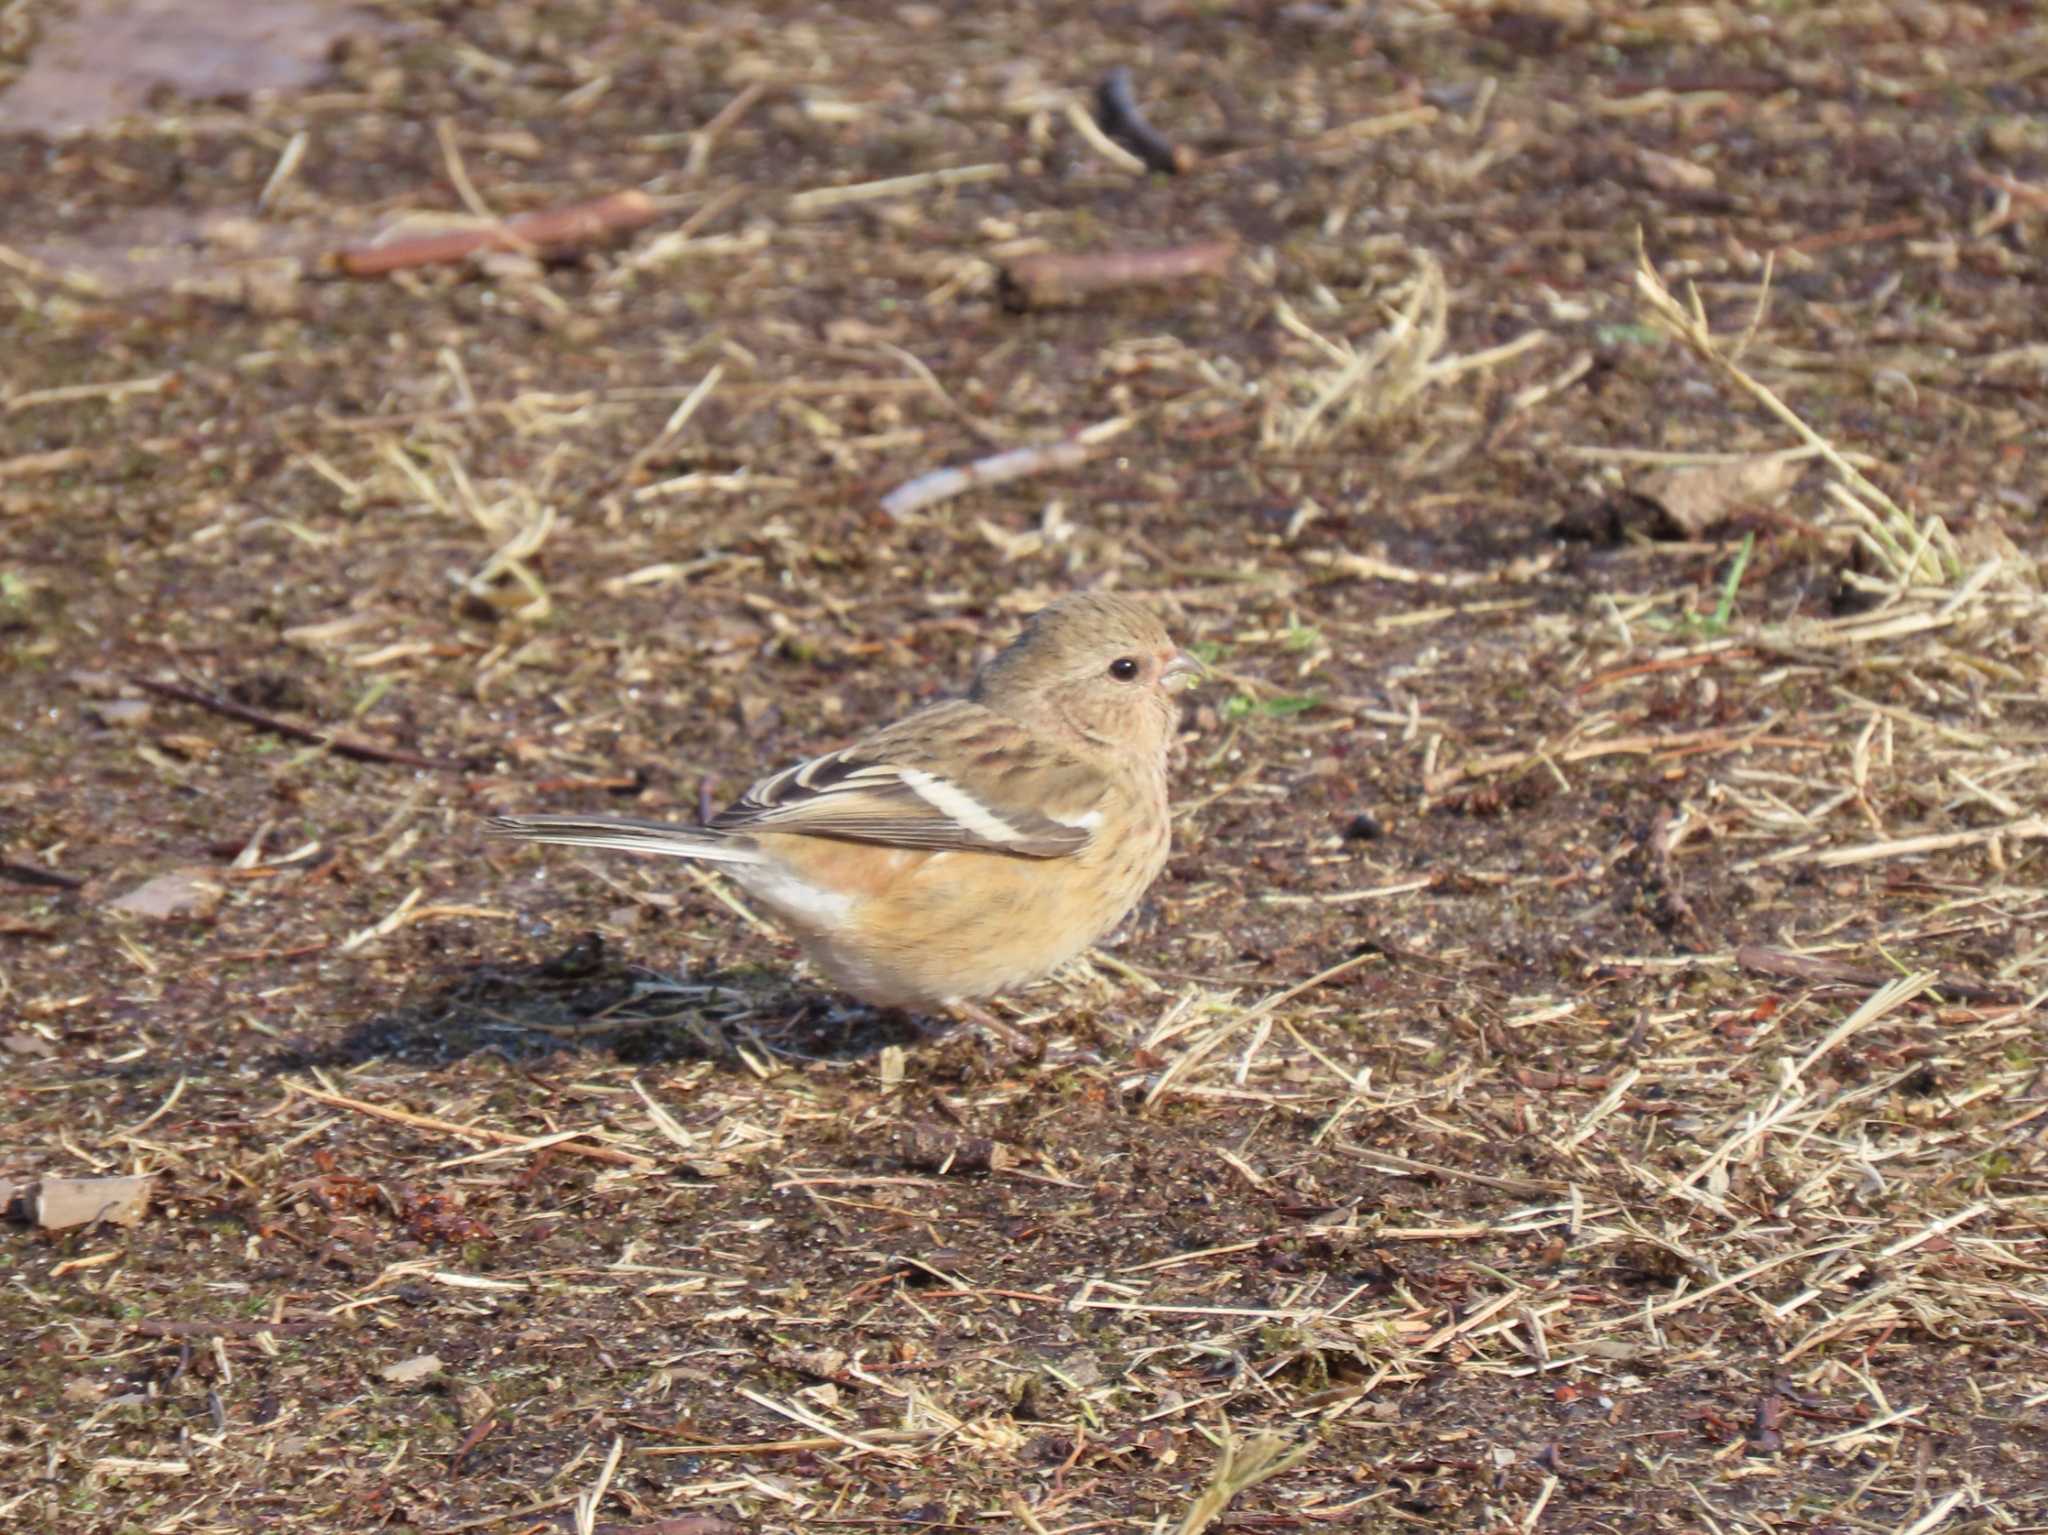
xmin=4 ymin=2 xmax=2047 ymax=1532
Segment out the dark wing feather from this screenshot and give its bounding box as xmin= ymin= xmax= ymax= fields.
xmin=708 ymin=700 xmax=1110 ymax=858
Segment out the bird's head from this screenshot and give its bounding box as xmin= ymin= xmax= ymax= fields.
xmin=971 ymin=592 xmax=1201 ymax=765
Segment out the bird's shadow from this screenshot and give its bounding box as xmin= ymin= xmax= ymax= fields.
xmin=273 ymin=931 xmax=928 ymax=1076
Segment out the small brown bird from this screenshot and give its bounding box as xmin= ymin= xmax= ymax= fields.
xmin=489 ymin=593 xmax=1198 ymax=1012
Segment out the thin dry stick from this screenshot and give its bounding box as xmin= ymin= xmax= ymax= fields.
xmin=1678 ymin=1063 xmax=1806 ymax=1192
xmin=1878 ymin=1201 xmax=1990 ymax=1260
xmin=1414 ymin=1285 xmax=1532 ymax=1353
xmin=572 ymin=1436 xmax=624 ymax=1535
xmin=1003 ymin=239 xmax=1236 ymax=311
xmin=874 ymin=342 xmax=1009 ymax=444
xmin=1556 ymin=1067 xmax=1641 ymax=1152
xmin=1738 ymin=943 xmax=2014 ymax=1002
xmin=7 ymin=373 xmax=173 ymax=412
xmin=1264 ymin=875 xmax=1437 ymax=908
xmin=1788 ymin=972 xmax=1935 ymax=1084
xmin=685 ymin=81 xmax=768 ymax=177
xmin=786 ymin=163 xmax=1006 ymax=215
xmin=1343 ymin=1146 xmax=1566 ymax=1197
xmin=1579 ymin=1239 xmax=1863 ymax=1338
xmin=683 ymin=864 xmax=781 ymax=942
xmin=435 ymin=117 xmax=499 ymax=224
xmin=615 ymin=364 xmax=725 ymax=488
xmin=131 ymin=676 xmax=461 ymax=771
xmin=641 ymin=1430 xmax=935 ymax=1458
xmin=1173 ymin=1420 xmax=1312 ymax=1535
xmin=1633 ymin=237 xmax=1952 ymax=582
xmin=1738 ymin=944 xmax=1894 ymax=987
xmin=1000 ymin=240 xmax=1235 ymax=309
xmin=1891 ymin=1489 xmax=1969 ymax=1535
xmin=335 ymin=191 xmax=658 ymax=277
xmin=1008 ymin=1494 xmax=1056 ymax=1535
xmin=1424 ymin=721 xmax=1781 ymax=794
xmin=879 ymin=416 xmax=1133 ymax=518
xmin=1144 ymin=951 xmax=1382 ymax=1106
xmin=1813 ymin=818 xmax=2048 ymax=869
xmin=734 ymin=1387 xmax=913 ymax=1461
xmin=1522 ymin=1476 xmax=1560 ymax=1534
xmin=285 ymin=1083 xmax=655 ymax=1170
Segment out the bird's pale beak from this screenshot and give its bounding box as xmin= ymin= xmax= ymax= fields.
xmin=1162 ymin=650 xmax=1207 ymax=689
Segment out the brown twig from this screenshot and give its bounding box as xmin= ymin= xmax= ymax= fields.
xmin=1096 ymin=67 xmax=1194 ymax=174
xmin=1781 ymin=216 xmax=1924 ymax=256
xmin=1000 ymin=240 xmax=1235 ymax=310
xmin=1 ymin=861 xmax=85 ymax=891
xmin=449 ymin=1415 xmax=501 ymax=1474
xmin=333 ymin=190 xmax=658 ymax=277
xmin=1736 ymin=944 xmax=2015 ymax=1003
xmin=131 ymin=676 xmax=463 ymax=772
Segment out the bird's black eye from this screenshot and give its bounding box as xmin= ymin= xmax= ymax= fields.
xmin=1108 ymin=656 xmax=1140 ymax=681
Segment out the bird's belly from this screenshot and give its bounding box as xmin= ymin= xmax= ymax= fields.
xmin=871 ymin=840 xmax=1165 ymax=1006
xmin=737 ymin=837 xmax=1164 ymax=1011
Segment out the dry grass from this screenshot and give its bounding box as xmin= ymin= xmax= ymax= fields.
xmin=4 ymin=2 xmax=2048 ymax=1534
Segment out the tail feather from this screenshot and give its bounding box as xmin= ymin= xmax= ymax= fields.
xmin=486 ymin=813 xmax=761 ymax=866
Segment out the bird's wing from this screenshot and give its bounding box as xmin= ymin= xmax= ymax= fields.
xmin=709 ymin=700 xmax=1112 ymax=858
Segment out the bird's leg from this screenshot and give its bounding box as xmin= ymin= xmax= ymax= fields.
xmin=930 ymin=1001 xmax=1041 ymax=1061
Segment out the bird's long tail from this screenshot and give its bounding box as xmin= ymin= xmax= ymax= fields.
xmin=486 ymin=814 xmax=763 ymax=865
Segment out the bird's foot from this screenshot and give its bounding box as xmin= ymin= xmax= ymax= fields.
xmin=929 ymin=1001 xmax=1042 ymax=1066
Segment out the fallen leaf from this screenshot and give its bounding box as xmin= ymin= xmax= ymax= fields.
xmin=108 ymin=869 xmax=223 ymax=921
xmin=36 ymin=1174 xmax=156 ymax=1230
xmin=379 ymin=1354 xmax=444 ymax=1385
xmin=1633 ymin=456 xmax=1802 ymax=537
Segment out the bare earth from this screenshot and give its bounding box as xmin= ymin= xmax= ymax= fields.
xmin=3 ymin=3 xmax=2046 ymax=1533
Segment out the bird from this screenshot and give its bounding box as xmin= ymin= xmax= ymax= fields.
xmin=487 ymin=593 xmax=1200 ymax=1015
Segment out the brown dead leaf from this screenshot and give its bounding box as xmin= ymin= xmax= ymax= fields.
xmin=107 ymin=868 xmax=223 ymax=921
xmin=378 ymin=1354 xmax=444 ymax=1385
xmin=36 ymin=1174 xmax=156 ymax=1229
xmin=1633 ymin=455 xmax=1802 ymax=537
